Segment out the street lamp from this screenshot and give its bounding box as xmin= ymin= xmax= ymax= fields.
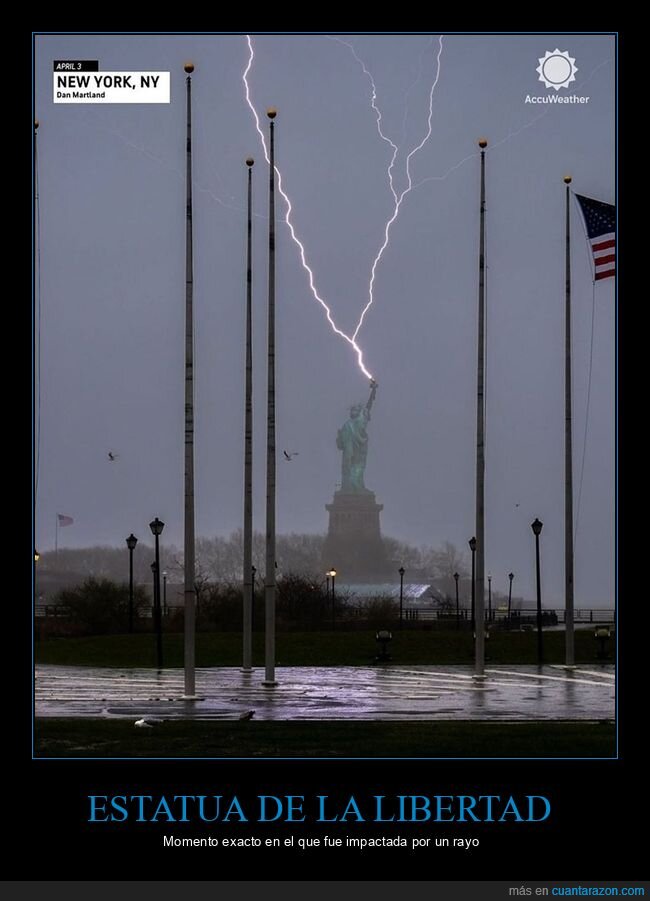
xmin=162 ymin=570 xmax=168 ymax=615
xmin=487 ymin=572 xmax=492 ymax=623
xmin=126 ymin=533 xmax=138 ymax=634
xmin=150 ymin=561 xmax=157 ymax=637
xmin=531 ymin=518 xmax=544 ymax=666
xmin=398 ymin=566 xmax=405 ymax=629
xmin=469 ymin=537 xmax=477 ymax=633
xmin=251 ymin=565 xmax=257 ymax=634
xmin=328 ymin=568 xmax=337 ymax=630
xmin=453 ymin=572 xmax=460 ymax=630
xmin=507 ymin=572 xmax=514 ymax=626
xmin=149 ymin=517 xmax=165 ymax=669
xmin=34 ymin=550 xmax=40 ymax=563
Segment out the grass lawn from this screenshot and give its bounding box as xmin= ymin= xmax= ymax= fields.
xmin=34 ymin=718 xmax=615 ymax=758
xmin=35 ymin=628 xmax=614 ymax=668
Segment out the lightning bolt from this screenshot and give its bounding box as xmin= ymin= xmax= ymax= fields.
xmin=327 ymin=36 xmax=399 ymax=205
xmin=339 ymin=35 xmax=445 ymax=342
xmin=243 ymin=35 xmax=373 ymax=380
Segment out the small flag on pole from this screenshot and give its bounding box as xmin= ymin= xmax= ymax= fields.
xmin=57 ymin=513 xmax=74 ymax=527
xmin=575 ymin=193 xmax=615 ymax=281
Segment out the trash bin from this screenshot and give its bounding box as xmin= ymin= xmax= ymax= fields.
xmin=595 ymin=627 xmax=611 ymax=660
xmin=375 ymin=630 xmax=393 ymax=662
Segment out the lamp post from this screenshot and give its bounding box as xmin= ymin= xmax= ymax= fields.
xmin=398 ymin=566 xmax=405 ymax=629
xmin=507 ymin=572 xmax=514 ymax=626
xmin=150 ymin=561 xmax=158 ymax=662
xmin=328 ymin=568 xmax=337 ymax=630
xmin=487 ymin=573 xmax=492 ymax=623
xmin=34 ymin=550 xmax=40 ymax=563
xmin=251 ymin=565 xmax=256 ymax=636
xmin=531 ymin=518 xmax=544 ymax=666
xmin=162 ymin=570 xmax=167 ymax=616
xmin=325 ymin=572 xmax=331 ymax=631
xmin=149 ymin=517 xmax=165 ymax=669
xmin=453 ymin=572 xmax=460 ymax=630
xmin=126 ymin=533 xmax=138 ymax=634
xmin=469 ymin=537 xmax=477 ymax=633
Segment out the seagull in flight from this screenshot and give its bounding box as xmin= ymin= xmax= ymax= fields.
xmin=108 ymin=451 xmax=119 ymax=462
xmin=283 ymin=450 xmax=299 ymax=461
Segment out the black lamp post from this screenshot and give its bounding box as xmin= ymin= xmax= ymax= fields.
xmin=149 ymin=517 xmax=165 ymax=669
xmin=469 ymin=537 xmax=477 ymax=633
xmin=398 ymin=566 xmax=405 ymax=629
xmin=162 ymin=570 xmax=167 ymax=615
xmin=507 ymin=572 xmax=514 ymax=626
xmin=150 ymin=561 xmax=158 ymax=657
xmin=328 ymin=568 xmax=337 ymax=630
xmin=531 ymin=518 xmax=544 ymax=665
xmin=251 ymin=565 xmax=256 ymax=633
xmin=126 ymin=533 xmax=138 ymax=634
xmin=487 ymin=572 xmax=492 ymax=623
xmin=453 ymin=572 xmax=460 ymax=630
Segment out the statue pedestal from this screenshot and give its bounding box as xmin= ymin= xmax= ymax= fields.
xmin=322 ymin=491 xmax=390 ymax=583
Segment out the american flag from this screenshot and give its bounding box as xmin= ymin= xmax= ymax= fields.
xmin=57 ymin=513 xmax=74 ymax=527
xmin=575 ymin=193 xmax=615 ymax=282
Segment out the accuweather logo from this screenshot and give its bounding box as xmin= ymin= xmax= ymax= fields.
xmin=525 ymin=49 xmax=588 ymax=105
xmin=536 ymin=49 xmax=578 ymax=90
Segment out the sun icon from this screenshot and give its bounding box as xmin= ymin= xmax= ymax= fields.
xmin=536 ymin=49 xmax=578 ymax=90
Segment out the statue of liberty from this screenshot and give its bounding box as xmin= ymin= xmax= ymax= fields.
xmin=337 ymin=379 xmax=378 ymax=493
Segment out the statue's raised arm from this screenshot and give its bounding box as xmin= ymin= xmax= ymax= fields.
xmin=365 ymin=379 xmax=378 ymax=418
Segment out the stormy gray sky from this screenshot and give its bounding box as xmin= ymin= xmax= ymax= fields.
xmin=34 ymin=33 xmax=615 ymax=605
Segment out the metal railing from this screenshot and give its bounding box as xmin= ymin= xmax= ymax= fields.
xmin=34 ymin=604 xmax=171 ymax=619
xmin=403 ymin=607 xmax=614 ymax=624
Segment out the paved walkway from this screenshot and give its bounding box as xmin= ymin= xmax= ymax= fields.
xmin=35 ymin=664 xmax=614 ymax=721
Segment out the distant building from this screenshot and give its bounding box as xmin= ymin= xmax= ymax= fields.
xmin=335 ymin=583 xmax=435 ymax=605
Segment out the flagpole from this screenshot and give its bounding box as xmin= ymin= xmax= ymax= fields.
xmin=474 ymin=138 xmax=488 ymax=679
xmin=243 ymin=157 xmax=254 ymax=672
xmin=34 ymin=120 xmax=40 ymax=517
xmin=564 ymin=175 xmax=575 ymax=667
xmin=183 ymin=62 xmax=197 ymax=699
xmin=264 ymin=109 xmax=277 ymax=687
xmin=55 ymin=514 xmax=58 ymax=556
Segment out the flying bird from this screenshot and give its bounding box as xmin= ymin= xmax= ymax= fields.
xmin=238 ymin=710 xmax=255 ymax=721
xmin=283 ymin=450 xmax=299 ymax=461
xmin=108 ymin=451 xmax=119 ymax=462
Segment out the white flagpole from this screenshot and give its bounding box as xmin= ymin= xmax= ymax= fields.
xmin=564 ymin=176 xmax=575 ymax=667
xmin=182 ymin=62 xmax=197 ymax=699
xmin=474 ymin=137 xmax=488 ymax=679
xmin=264 ymin=109 xmax=277 ymax=687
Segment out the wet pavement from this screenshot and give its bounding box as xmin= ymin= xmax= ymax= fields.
xmin=35 ymin=664 xmax=614 ymax=721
